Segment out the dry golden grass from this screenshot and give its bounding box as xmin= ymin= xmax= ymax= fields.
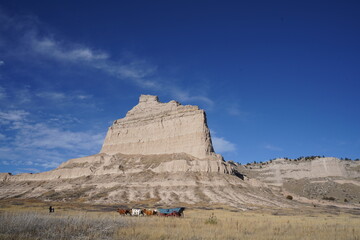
xmin=115 ymin=209 xmax=360 ymax=240
xmin=0 ymin=211 xmax=127 ymax=240
xmin=0 ymin=199 xmax=359 ymax=240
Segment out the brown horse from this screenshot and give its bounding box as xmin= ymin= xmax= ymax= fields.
xmin=117 ymin=208 xmax=131 ymax=215
xmin=142 ymin=209 xmax=157 ymax=216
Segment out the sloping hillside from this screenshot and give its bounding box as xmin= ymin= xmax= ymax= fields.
xmin=237 ymin=157 xmax=360 ymax=204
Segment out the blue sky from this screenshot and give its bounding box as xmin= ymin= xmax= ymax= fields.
xmin=0 ymin=0 xmax=359 ymax=174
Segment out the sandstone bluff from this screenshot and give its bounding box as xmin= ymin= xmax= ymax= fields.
xmin=0 ymin=95 xmax=359 ymax=209
xmin=101 ymin=95 xmax=217 ymax=159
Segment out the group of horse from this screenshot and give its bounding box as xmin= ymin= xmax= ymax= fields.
xmin=117 ymin=208 xmax=157 ymax=216
xmin=117 ymin=207 xmax=185 ymax=217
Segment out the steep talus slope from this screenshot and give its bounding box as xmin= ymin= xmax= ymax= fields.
xmin=0 ymin=153 xmax=293 ymax=208
xmin=1 ymin=152 xmax=232 ymax=182
xmin=0 ymin=172 xmax=292 ymax=209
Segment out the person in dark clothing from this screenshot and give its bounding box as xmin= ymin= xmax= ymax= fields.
xmin=49 ymin=206 xmax=54 ymax=213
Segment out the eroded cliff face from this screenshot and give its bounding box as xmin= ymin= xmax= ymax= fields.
xmin=238 ymin=157 xmax=360 ymax=186
xmin=1 ymin=95 xmax=233 ymax=183
xmin=237 ymin=157 xmax=360 ymax=204
xmin=100 ymin=95 xmax=216 ymax=159
xmin=1 ymin=95 xmax=360 ymax=208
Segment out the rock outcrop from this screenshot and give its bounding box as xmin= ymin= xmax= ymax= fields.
xmin=101 ymin=95 xmax=217 ymax=159
xmin=1 ymin=95 xmax=359 ymax=209
xmin=1 ymin=95 xmax=232 ymax=182
xmin=237 ymin=157 xmax=360 ymax=204
xmin=239 ymin=157 xmax=359 ymax=186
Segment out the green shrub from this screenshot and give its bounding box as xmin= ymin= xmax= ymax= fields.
xmin=205 ymin=213 xmax=218 ymax=225
xmin=322 ymin=196 xmax=335 ymax=201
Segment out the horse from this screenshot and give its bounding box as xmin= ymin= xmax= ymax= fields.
xmin=131 ymin=208 xmax=144 ymax=216
xmin=142 ymin=209 xmax=157 ymax=216
xmin=117 ymin=208 xmax=131 ymax=215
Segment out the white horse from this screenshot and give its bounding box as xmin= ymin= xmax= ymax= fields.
xmin=131 ymin=208 xmax=143 ymax=216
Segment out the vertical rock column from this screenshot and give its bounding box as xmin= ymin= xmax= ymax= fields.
xmin=100 ymin=95 xmax=216 ymax=159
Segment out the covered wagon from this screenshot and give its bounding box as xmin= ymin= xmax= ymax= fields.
xmin=157 ymin=207 xmax=185 ymax=217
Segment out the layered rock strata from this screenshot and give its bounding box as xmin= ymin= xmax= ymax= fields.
xmin=1 ymin=95 xmax=233 ymax=183
xmin=2 ymin=95 xmax=360 ymax=208
xmin=2 ymin=152 xmax=232 ymax=182
xmin=238 ymin=157 xmax=360 ymax=186
xmin=101 ymin=95 xmax=217 ymax=159
xmin=237 ymin=157 xmax=360 ymax=204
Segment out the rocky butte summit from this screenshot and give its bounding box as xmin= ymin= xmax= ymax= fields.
xmin=100 ymin=94 xmax=228 ymax=170
xmin=101 ymin=95 xmax=217 ymax=160
xmin=0 ymin=95 xmax=255 ymax=207
xmin=1 ymin=95 xmax=359 ymax=208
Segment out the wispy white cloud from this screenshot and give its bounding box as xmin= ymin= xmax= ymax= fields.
xmin=0 ymin=108 xmax=103 ymax=152
xmin=20 ymin=29 xmax=158 ymax=90
xmin=1 ymin=11 xmax=157 ymax=91
xmin=0 ymin=109 xmax=105 ymax=172
xmin=227 ymin=106 xmax=245 ymax=116
xmin=36 ymin=91 xmax=66 ymax=100
xmin=210 ymin=130 xmax=236 ymax=153
xmin=212 ymin=136 xmax=237 ymax=153
xmin=0 ymin=89 xmax=103 ymax=170
xmin=0 ymin=9 xmax=217 ymax=174
xmin=0 ymin=133 xmax=6 ymax=141
xmin=225 ymin=102 xmax=250 ymax=119
xmin=0 ymin=10 xmax=213 ymax=106
xmin=169 ymin=87 xmax=214 ymax=107
xmin=0 ymin=147 xmax=18 ymax=161
xmin=35 ymin=91 xmax=94 ymax=105
xmin=30 ymin=37 xmax=109 ymax=62
xmin=1 ymin=160 xmax=10 ymax=165
xmin=0 ymin=85 xmax=6 ymax=99
xmin=264 ymin=144 xmax=283 ymax=151
xmin=76 ymin=94 xmax=92 ymax=100
xmin=14 ymin=87 xmax=32 ymax=104
xmin=14 ymin=122 xmax=104 ymax=150
xmin=0 ymin=110 xmax=29 ymax=123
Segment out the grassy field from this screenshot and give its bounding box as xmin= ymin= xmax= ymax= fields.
xmin=0 ymin=199 xmax=359 ymax=240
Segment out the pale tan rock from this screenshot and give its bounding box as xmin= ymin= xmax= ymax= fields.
xmin=0 ymin=173 xmax=12 ymax=182
xmin=245 ymin=157 xmax=359 ymax=186
xmin=7 ymin=95 xmax=360 ymax=208
xmin=100 ymin=95 xmax=216 ymax=159
xmin=237 ymin=157 xmax=360 ymax=206
xmin=1 ymin=95 xmax=233 ymax=184
xmin=5 ymin=152 xmax=232 ymax=182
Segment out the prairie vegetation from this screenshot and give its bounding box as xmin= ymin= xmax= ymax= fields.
xmin=115 ymin=209 xmax=360 ymax=240
xmin=0 ymin=200 xmax=359 ymax=240
xmin=0 ymin=211 xmax=126 ymax=240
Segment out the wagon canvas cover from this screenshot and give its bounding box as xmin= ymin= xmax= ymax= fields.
xmin=157 ymin=207 xmax=185 ymax=214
